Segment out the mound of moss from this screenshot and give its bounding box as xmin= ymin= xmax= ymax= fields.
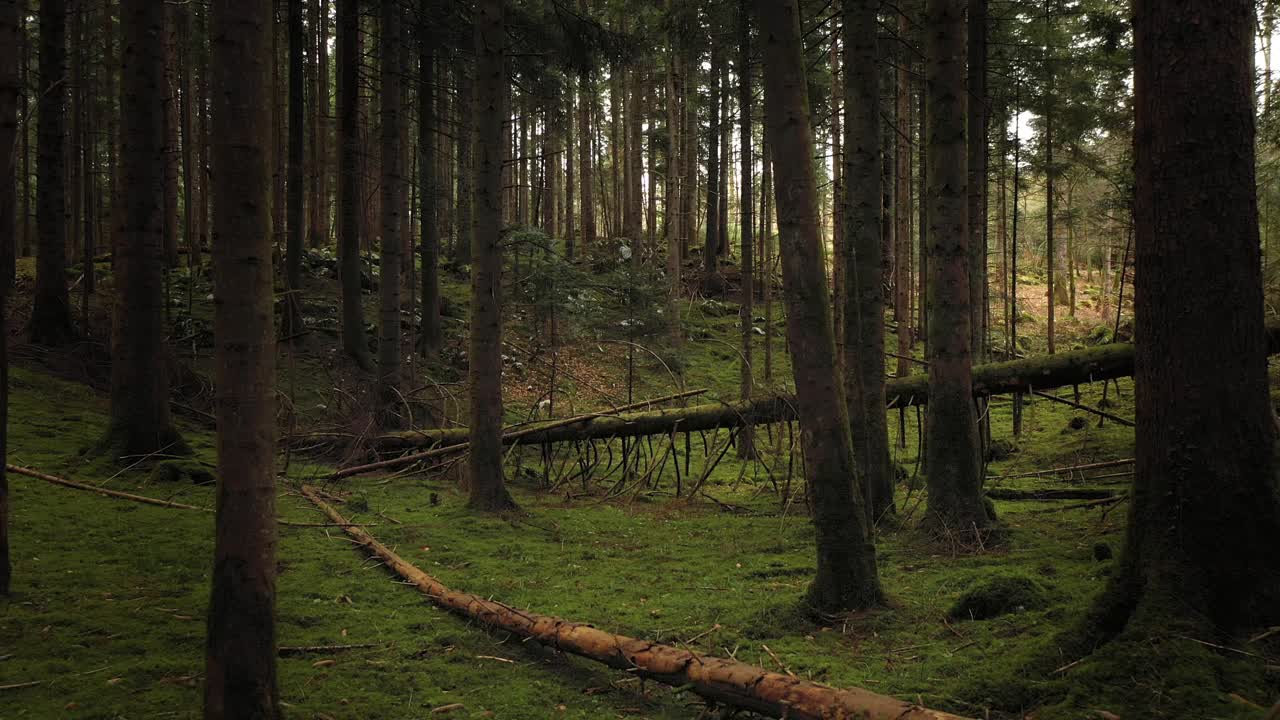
xmin=948 ymin=574 xmax=1050 ymax=621
xmin=149 ymin=459 xmax=216 ymax=485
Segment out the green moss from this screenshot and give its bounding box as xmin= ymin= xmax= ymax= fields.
xmin=948 ymin=574 xmax=1051 ymax=621
xmin=149 ymin=459 xmax=216 ymax=485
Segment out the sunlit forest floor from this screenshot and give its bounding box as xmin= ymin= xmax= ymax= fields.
xmin=1 ymin=252 xmax=1276 ymax=719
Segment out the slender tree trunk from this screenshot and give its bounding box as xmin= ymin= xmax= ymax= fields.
xmin=736 ymin=0 xmax=754 ymax=459
xmin=894 ymin=10 xmax=911 ymax=378
xmin=565 ymin=87 xmax=577 ymax=258
xmin=337 ymin=0 xmax=370 ymax=368
xmin=205 ymin=2 xmax=280 ymax=716
xmin=666 ymin=18 xmax=681 ymax=342
xmin=468 ymin=0 xmax=517 ymax=512
xmin=31 ymin=0 xmax=76 ymax=346
xmin=162 ymin=4 xmax=180 ymax=268
xmin=830 ymin=33 xmax=845 ymax=351
xmin=102 ymin=0 xmax=188 ymax=460
xmin=1045 ymin=67 xmax=1056 ymax=354
xmin=702 ymin=45 xmax=723 ymax=294
xmin=283 ymin=0 xmax=305 ymax=338
xmin=923 ymin=0 xmax=991 ymax=534
xmin=1084 ymin=0 xmax=1280 ymax=643
xmin=967 ymin=0 xmax=987 ymax=364
xmin=454 ymin=63 xmax=474 ymax=266
xmin=0 ymin=0 xmax=17 ymax=595
xmin=761 ymin=134 xmax=773 ymax=382
xmin=377 ymin=0 xmax=403 ymax=426
xmin=419 ymin=16 xmax=441 ymax=357
xmin=310 ymin=0 xmax=329 ymax=249
xmin=578 ymin=66 xmax=595 ymax=252
xmin=844 ymin=0 xmax=894 ymax=522
xmin=758 ymin=0 xmax=882 ymax=612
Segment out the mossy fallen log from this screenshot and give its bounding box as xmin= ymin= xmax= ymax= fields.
xmin=368 ymin=322 xmax=1280 ymax=454
xmin=300 ymin=485 xmax=971 ymax=720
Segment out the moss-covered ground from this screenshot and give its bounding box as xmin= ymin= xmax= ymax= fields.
xmin=1 ymin=254 xmax=1275 ymax=719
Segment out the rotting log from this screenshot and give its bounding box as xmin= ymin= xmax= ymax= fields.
xmin=299 ymin=485 xmax=970 ymax=720
xmin=367 ymin=322 xmax=1280 ymax=453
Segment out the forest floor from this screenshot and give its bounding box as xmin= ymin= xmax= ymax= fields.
xmin=1 ymin=250 xmax=1276 ymax=719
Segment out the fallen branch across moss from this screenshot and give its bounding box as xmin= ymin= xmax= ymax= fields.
xmin=299 ymin=485 xmax=971 ymax=720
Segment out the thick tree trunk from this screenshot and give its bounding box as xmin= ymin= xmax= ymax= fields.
xmin=205 ymin=0 xmax=280 ymax=716
xmin=419 ymin=16 xmax=441 ymax=357
xmin=967 ymin=0 xmax=987 ymax=364
xmin=304 ymin=487 xmax=968 ymax=720
xmin=377 ymin=0 xmax=403 ymax=426
xmin=162 ymin=4 xmax=180 ymax=269
xmin=758 ymin=0 xmax=882 ymax=612
xmin=103 ymin=0 xmax=188 ymax=460
xmin=337 ymin=0 xmax=371 ymax=369
xmin=467 ymin=0 xmax=517 ymax=513
xmin=283 ymin=0 xmax=306 ymax=338
xmin=1097 ymin=0 xmax=1280 ymax=637
xmin=0 ymin=0 xmax=17 ymax=595
xmin=454 ymin=64 xmax=474 ymax=266
xmin=843 ymin=0 xmax=895 ymax=522
xmin=31 ymin=0 xmax=76 ymax=346
xmin=923 ymin=0 xmax=991 ymax=535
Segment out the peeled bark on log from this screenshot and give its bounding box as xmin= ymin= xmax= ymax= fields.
xmin=300 ymin=486 xmax=969 ymax=720
xmin=369 ymin=322 xmax=1280 ymax=453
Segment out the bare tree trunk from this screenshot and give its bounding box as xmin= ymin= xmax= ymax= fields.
xmin=419 ymin=13 xmax=441 ymax=357
xmin=923 ymin=0 xmax=991 ymax=534
xmin=337 ymin=0 xmax=370 ymax=369
xmin=283 ymin=0 xmax=306 ymax=338
xmin=454 ymin=62 xmax=473 ymax=266
xmin=565 ymin=86 xmax=577 ymax=258
xmin=761 ymin=134 xmax=773 ymax=382
xmin=377 ymin=0 xmax=403 ymax=426
xmin=1086 ymin=0 xmax=1280 ymax=644
xmin=702 ymin=44 xmax=724 ymax=294
xmin=759 ymin=0 xmax=882 ymax=612
xmin=31 ymin=0 xmax=76 ymax=346
xmin=468 ymin=0 xmax=517 ymax=512
xmin=968 ymin=0 xmax=987 ymax=363
xmin=830 ymin=32 xmax=844 ymax=351
xmin=578 ymin=57 xmax=595 ymax=251
xmin=310 ymin=0 xmax=329 ymax=249
xmin=0 ymin=0 xmax=18 ymax=595
xmin=736 ymin=0 xmax=754 ymax=459
xmin=162 ymin=4 xmax=180 ymax=268
xmin=102 ymin=0 xmax=188 ymax=460
xmin=843 ymin=0 xmax=894 ymax=521
xmin=894 ymin=10 xmax=911 ymax=378
xmin=205 ymin=2 xmax=280 ymax=715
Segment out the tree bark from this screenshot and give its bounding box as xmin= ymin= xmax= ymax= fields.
xmin=894 ymin=10 xmax=912 ymax=379
xmin=337 ymin=0 xmax=370 ymax=369
xmin=967 ymin=0 xmax=987 ymax=364
xmin=702 ymin=45 xmax=724 ymax=294
xmin=578 ymin=61 xmax=595 ymax=252
xmin=758 ymin=0 xmax=882 ymax=612
xmin=162 ymin=3 xmax=180 ymax=269
xmin=843 ymin=0 xmax=895 ymax=522
xmin=377 ymin=0 xmax=403 ymax=426
xmin=205 ymin=0 xmax=280 ymax=716
xmin=283 ymin=0 xmax=306 ymax=338
xmin=0 ymin=0 xmax=17 ymax=595
xmin=103 ymin=0 xmax=188 ymax=460
xmin=31 ymin=0 xmax=76 ymax=346
xmin=923 ymin=0 xmax=991 ymax=535
xmin=454 ymin=62 xmax=474 ymax=266
xmin=467 ymin=0 xmax=517 ymax=513
xmin=419 ymin=13 xmax=441 ymax=357
xmin=309 ymin=0 xmax=329 ymax=249
xmin=1097 ymin=0 xmax=1280 ymax=637
xmin=736 ymin=0 xmax=755 ymax=459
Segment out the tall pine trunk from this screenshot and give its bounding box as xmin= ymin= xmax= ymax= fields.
xmin=337 ymin=0 xmax=370 ymax=368
xmin=31 ymin=0 xmax=76 ymax=346
xmin=843 ymin=0 xmax=894 ymax=521
xmin=701 ymin=45 xmax=723 ymax=294
xmin=736 ymin=0 xmax=754 ymax=459
xmin=454 ymin=63 xmax=474 ymax=266
xmin=377 ymin=0 xmax=403 ymax=426
xmin=759 ymin=0 xmax=882 ymax=613
xmin=419 ymin=14 xmax=441 ymax=357
xmin=204 ymin=0 xmax=280 ymax=716
xmin=467 ymin=0 xmax=517 ymax=512
xmin=103 ymin=0 xmax=188 ymax=460
xmin=923 ymin=0 xmax=991 ymax=534
xmin=283 ymin=0 xmax=306 ymax=338
xmin=0 ymin=0 xmax=17 ymax=595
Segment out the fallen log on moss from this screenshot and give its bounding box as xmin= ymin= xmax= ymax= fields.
xmin=986 ymin=488 xmax=1117 ymax=501
xmin=7 ymin=464 xmax=212 ymax=511
xmin=299 ymin=485 xmax=970 ymax=720
xmin=367 ymin=322 xmax=1280 ymax=454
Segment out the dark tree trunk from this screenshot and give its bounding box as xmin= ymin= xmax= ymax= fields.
xmin=162 ymin=4 xmax=180 ymax=268
xmin=377 ymin=0 xmax=403 ymax=426
xmin=578 ymin=65 xmax=595 ymax=251
xmin=923 ymin=0 xmax=991 ymax=534
xmin=665 ymin=20 xmax=681 ymax=343
xmin=419 ymin=13 xmax=441 ymax=357
xmin=31 ymin=0 xmax=76 ymax=346
xmin=454 ymin=62 xmax=474 ymax=266
xmin=103 ymin=0 xmax=188 ymax=460
xmin=736 ymin=0 xmax=754 ymax=459
xmin=467 ymin=0 xmax=517 ymax=513
xmin=758 ymin=0 xmax=882 ymax=613
xmin=0 ymin=0 xmax=17 ymax=595
xmin=204 ymin=0 xmax=280 ymax=716
xmin=843 ymin=0 xmax=894 ymax=522
xmin=309 ymin=0 xmax=329 ymax=249
xmin=337 ymin=0 xmax=370 ymax=369
xmin=1095 ymin=0 xmax=1280 ymax=637
xmin=967 ymin=0 xmax=987 ymax=364
xmin=894 ymin=10 xmax=912 ymax=379
xmin=702 ymin=45 xmax=723 ymax=294
xmin=1045 ymin=67 xmax=1056 ymax=355
xmin=179 ymin=0 xmax=198 ymax=272
xmin=283 ymin=0 xmax=305 ymax=338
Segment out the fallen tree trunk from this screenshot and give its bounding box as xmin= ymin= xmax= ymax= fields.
xmin=299 ymin=485 xmax=970 ymax=720
xmin=369 ymin=322 xmax=1280 ymax=453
